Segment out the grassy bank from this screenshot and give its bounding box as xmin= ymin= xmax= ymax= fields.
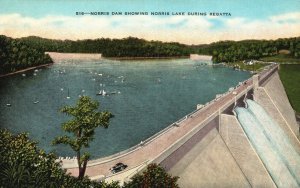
xmin=261 ymin=54 xmax=300 ymax=64
xmin=225 ymin=61 xmax=269 ymax=71
xmin=279 ymin=64 xmax=300 ymax=113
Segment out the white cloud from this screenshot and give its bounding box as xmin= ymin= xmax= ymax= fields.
xmin=270 ymin=12 xmax=300 ymax=22
xmin=0 ymin=12 xmax=299 ymax=44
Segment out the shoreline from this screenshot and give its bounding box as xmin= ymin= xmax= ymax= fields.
xmin=0 ymin=57 xmax=191 ymax=78
xmin=104 ymin=56 xmax=189 ymax=60
xmin=0 ymin=63 xmax=54 ymax=78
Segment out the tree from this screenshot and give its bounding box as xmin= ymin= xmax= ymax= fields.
xmin=123 ymin=164 xmax=179 ymax=188
xmin=0 ymin=129 xmax=120 ymax=188
xmin=53 ymin=96 xmax=113 ymax=178
xmin=0 ymin=129 xmax=62 ymax=187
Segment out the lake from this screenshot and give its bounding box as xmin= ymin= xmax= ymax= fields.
xmin=0 ymin=59 xmax=250 ymax=158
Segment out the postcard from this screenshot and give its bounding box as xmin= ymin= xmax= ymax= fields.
xmin=0 ymin=1 xmax=299 ymax=187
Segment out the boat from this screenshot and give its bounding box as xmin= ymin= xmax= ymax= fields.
xmin=6 ymin=103 xmax=11 ymax=107
xmin=96 ymin=90 xmax=102 ymax=95
xmin=96 ymin=90 xmax=107 ymax=96
xmin=22 ymin=73 xmax=26 ymax=77
xmin=66 ymin=89 xmax=70 ymax=99
xmin=33 ymin=101 xmax=39 ymax=104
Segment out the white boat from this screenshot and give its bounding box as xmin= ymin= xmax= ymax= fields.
xmin=22 ymin=73 xmax=26 ymax=77
xmin=96 ymin=90 xmax=102 ymax=95
xmin=66 ymin=89 xmax=70 ymax=99
xmin=33 ymin=101 xmax=39 ymax=104
xmin=96 ymin=90 xmax=107 ymax=96
xmin=6 ymin=103 xmax=11 ymax=107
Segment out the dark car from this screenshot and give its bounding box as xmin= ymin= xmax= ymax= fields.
xmin=110 ymin=162 xmax=128 ymax=174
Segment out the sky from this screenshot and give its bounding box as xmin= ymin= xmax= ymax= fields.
xmin=0 ymin=0 xmax=299 ymax=44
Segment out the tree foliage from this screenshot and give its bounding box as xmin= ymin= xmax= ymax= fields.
xmin=53 ymin=96 xmax=113 ymax=178
xmin=0 ymin=129 xmax=119 ymax=188
xmin=0 ymin=35 xmax=53 ymax=74
xmin=195 ymin=37 xmax=300 ymax=63
xmin=123 ymin=164 xmax=179 ymax=188
xmin=19 ymin=36 xmax=193 ymax=58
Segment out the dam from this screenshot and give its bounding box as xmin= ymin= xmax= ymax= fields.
xmin=61 ymin=62 xmax=300 ymax=187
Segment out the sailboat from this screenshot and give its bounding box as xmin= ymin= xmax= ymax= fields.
xmin=96 ymin=90 xmax=102 ymax=95
xmin=67 ymin=89 xmax=70 ymax=99
xmin=96 ymin=89 xmax=107 ymax=96
xmin=102 ymin=90 xmax=107 ymax=96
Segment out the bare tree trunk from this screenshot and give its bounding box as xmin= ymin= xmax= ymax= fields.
xmin=80 ymin=159 xmax=88 ymax=178
xmin=77 ymin=130 xmax=83 ymax=178
xmin=78 ymin=159 xmax=87 ymax=178
xmin=77 ymin=151 xmax=82 ymax=178
xmin=78 ymin=167 xmax=84 ymax=178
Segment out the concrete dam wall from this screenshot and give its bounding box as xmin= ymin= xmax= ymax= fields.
xmin=168 ymin=65 xmax=300 ymax=188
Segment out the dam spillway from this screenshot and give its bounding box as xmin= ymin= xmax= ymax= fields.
xmin=246 ymin=100 xmax=300 ymax=182
xmin=234 ymin=100 xmax=300 ymax=187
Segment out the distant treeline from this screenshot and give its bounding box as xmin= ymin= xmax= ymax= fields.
xmin=1 ymin=34 xmax=300 ymax=75
xmin=195 ymin=37 xmax=300 ymax=62
xmin=0 ymin=35 xmax=53 ymax=74
xmin=19 ymin=36 xmax=193 ymax=58
xmin=20 ymin=36 xmax=299 ymax=63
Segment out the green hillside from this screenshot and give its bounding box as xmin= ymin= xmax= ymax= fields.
xmin=279 ymin=64 xmax=300 ymax=113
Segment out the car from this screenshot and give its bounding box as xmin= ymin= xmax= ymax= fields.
xmin=110 ymin=162 xmax=128 ymax=174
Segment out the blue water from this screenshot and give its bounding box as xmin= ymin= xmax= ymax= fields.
xmin=0 ymin=59 xmax=250 ymax=158
xmin=235 ymin=100 xmax=300 ymax=187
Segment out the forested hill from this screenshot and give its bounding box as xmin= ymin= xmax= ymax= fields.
xmin=0 ymin=35 xmax=53 ymax=74
xmin=195 ymin=37 xmax=300 ymax=63
xmin=19 ymin=35 xmax=300 ymax=63
xmin=1 ymin=34 xmax=299 ymax=75
xmin=19 ymin=36 xmax=193 ymax=58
